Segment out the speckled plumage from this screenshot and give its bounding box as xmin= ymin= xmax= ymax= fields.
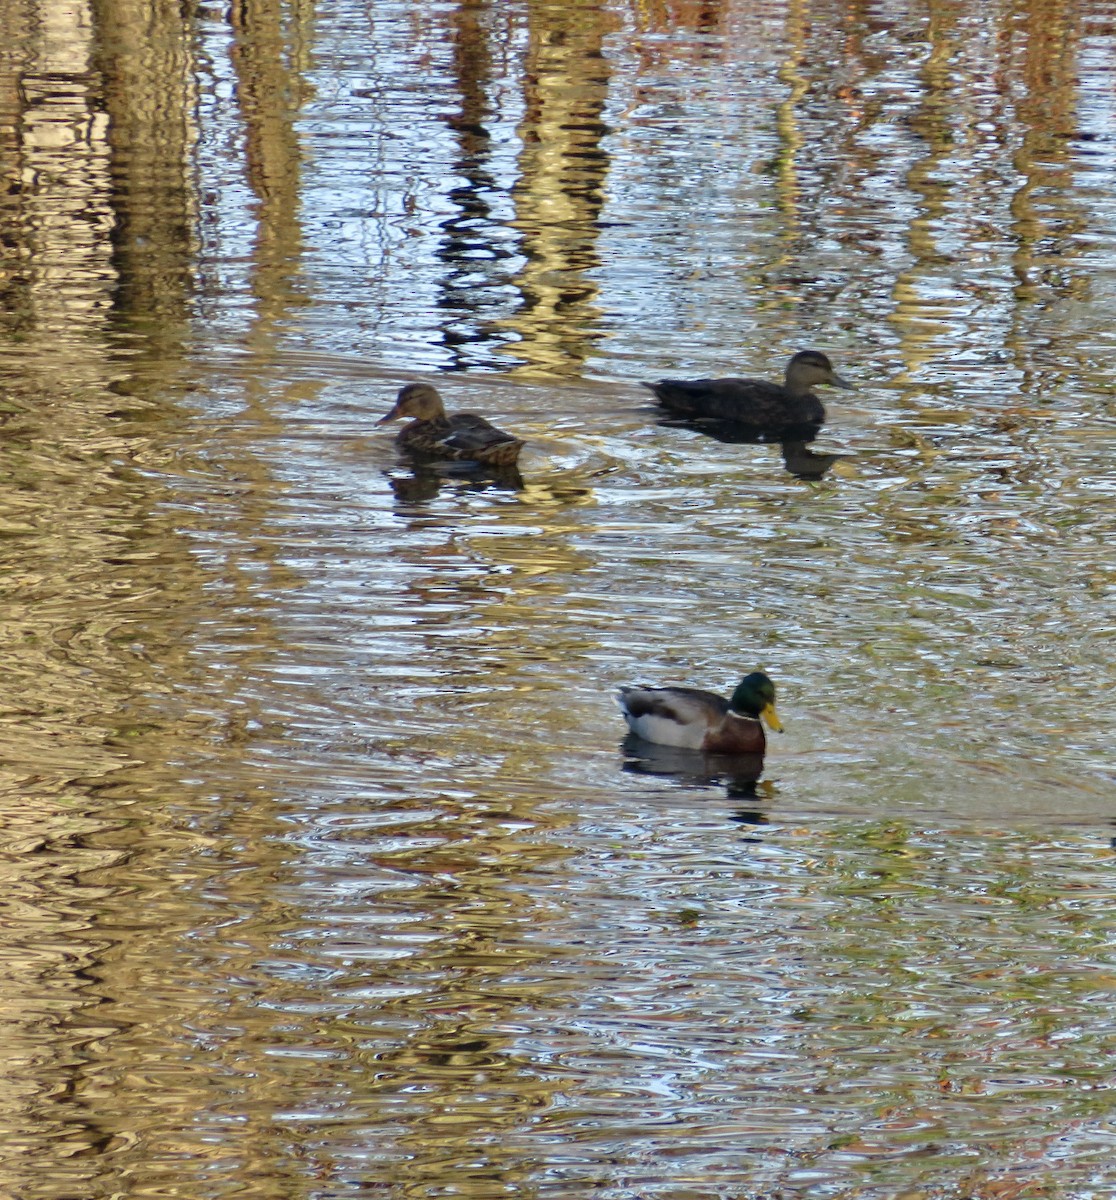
xmin=377 ymin=383 xmax=524 ymax=467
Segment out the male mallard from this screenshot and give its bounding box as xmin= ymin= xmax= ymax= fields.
xmin=617 ymin=671 xmax=782 ymax=754
xmin=377 ymin=383 xmax=524 ymax=467
xmin=643 ymin=350 xmax=852 ymax=431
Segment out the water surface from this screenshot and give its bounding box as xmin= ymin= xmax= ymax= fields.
xmin=1 ymin=0 xmax=1114 ymax=1196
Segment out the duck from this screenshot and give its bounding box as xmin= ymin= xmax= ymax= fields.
xmin=617 ymin=670 xmax=782 ymax=754
xmin=376 ymin=383 xmax=524 ymax=467
xmin=643 ymin=350 xmax=852 ymax=432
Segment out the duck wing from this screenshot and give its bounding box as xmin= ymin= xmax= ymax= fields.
xmin=436 ymin=412 xmax=511 ymax=451
xmin=617 ymin=685 xmax=729 ymax=749
xmin=434 ymin=415 xmax=523 ymax=465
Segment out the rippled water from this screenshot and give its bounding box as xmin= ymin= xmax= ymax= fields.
xmin=1 ymin=0 xmax=1115 ymax=1196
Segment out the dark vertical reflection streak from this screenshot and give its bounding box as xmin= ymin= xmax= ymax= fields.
xmin=91 ymin=0 xmax=197 ymax=341
xmin=0 ymin=1 xmax=35 ymax=335
xmin=0 ymin=0 xmax=115 ymax=341
xmin=436 ymin=1 xmax=522 ymax=371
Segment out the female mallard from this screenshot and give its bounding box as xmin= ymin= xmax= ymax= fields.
xmin=377 ymin=383 xmax=524 ymax=467
xmin=617 ymin=670 xmax=782 ymax=754
xmin=643 ymin=350 xmax=852 ymax=431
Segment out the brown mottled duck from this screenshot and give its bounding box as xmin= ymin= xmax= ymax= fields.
xmin=377 ymin=383 xmax=524 ymax=467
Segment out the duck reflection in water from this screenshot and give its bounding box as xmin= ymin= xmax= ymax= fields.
xmin=385 ymin=460 xmax=524 ymax=505
xmin=658 ymin=416 xmax=844 ymax=479
xmin=621 ymin=735 xmax=767 ymax=801
xmin=780 ymin=439 xmax=843 ymax=480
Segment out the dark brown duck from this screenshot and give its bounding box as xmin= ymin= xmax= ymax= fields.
xmin=643 ymin=350 xmax=852 ymax=431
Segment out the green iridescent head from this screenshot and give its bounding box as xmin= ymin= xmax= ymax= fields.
xmin=728 ymin=671 xmax=782 ymax=731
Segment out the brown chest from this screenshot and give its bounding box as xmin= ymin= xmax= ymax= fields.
xmin=702 ymin=716 xmax=766 ymax=755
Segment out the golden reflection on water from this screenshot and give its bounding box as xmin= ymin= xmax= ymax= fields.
xmin=887 ymin=0 xmax=1089 ymax=387
xmin=2 ymin=0 xmax=1116 ymax=1197
xmin=499 ymin=5 xmax=614 ymax=378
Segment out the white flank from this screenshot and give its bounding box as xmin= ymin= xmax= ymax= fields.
xmin=621 ymin=710 xmax=706 ymax=750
